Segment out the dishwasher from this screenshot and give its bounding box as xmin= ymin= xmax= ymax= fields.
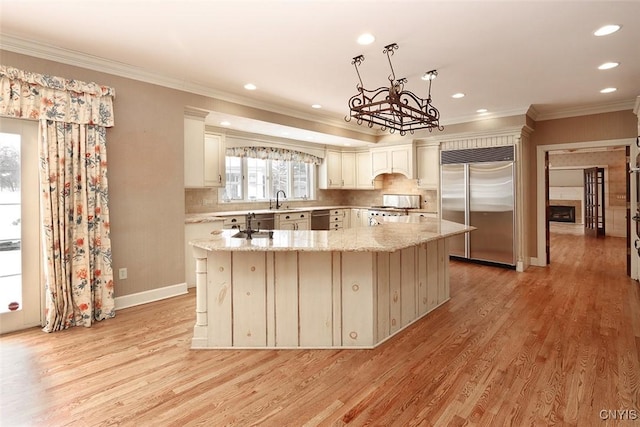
xmin=311 ymin=209 xmax=330 ymax=230
xmin=252 ymin=213 xmax=275 ymax=230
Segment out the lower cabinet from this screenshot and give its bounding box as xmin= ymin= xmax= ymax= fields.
xmin=185 ymin=221 xmax=223 ymax=287
xmin=330 ymin=209 xmax=349 ymax=230
xmin=222 ymin=215 xmax=246 ymax=230
xmin=276 ymin=211 xmax=310 ymax=230
xmin=350 ymin=209 xmax=371 ymax=227
xmin=192 ymin=238 xmax=451 ymax=349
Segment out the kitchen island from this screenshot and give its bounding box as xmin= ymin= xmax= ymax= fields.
xmin=189 ymin=217 xmax=473 ymax=349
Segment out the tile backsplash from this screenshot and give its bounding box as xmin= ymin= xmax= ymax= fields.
xmin=185 ymin=173 xmax=438 ymax=214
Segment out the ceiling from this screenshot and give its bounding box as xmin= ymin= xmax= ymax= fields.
xmin=1 ymin=0 xmax=638 ymax=147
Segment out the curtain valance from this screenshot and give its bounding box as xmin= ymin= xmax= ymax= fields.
xmin=226 ymin=146 xmax=322 ymax=165
xmin=0 ymin=65 xmax=115 ymax=127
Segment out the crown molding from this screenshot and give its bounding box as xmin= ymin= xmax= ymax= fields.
xmin=533 ymin=99 xmax=636 ymax=121
xmin=634 ymin=96 xmax=640 ymax=116
xmin=0 ymin=33 xmax=374 ymax=137
xmin=441 ymin=106 xmax=530 ymax=127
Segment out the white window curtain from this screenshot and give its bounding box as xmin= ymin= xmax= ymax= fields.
xmin=0 ymin=65 xmax=116 ymax=332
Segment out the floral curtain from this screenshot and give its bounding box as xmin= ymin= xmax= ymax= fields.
xmin=226 ymin=146 xmax=322 ymax=165
xmin=0 ymin=65 xmax=115 ymax=332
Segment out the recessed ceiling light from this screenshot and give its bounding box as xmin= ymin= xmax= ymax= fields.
xmin=600 ymin=87 xmax=617 ymax=93
xmin=476 ymin=108 xmax=488 ymax=113
xmin=220 ymin=121 xmax=231 ymax=126
xmin=244 ymin=83 xmax=257 ymax=90
xmin=357 ymin=33 xmax=375 ymax=45
xmin=598 ymin=62 xmax=619 ymax=70
xmin=311 ymin=104 xmax=322 ymax=109
xmin=452 ymin=93 xmax=465 ymax=99
xmin=594 ymin=24 xmax=621 ymax=36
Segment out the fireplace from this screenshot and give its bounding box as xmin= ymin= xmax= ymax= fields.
xmin=550 ymin=205 xmax=576 ymax=223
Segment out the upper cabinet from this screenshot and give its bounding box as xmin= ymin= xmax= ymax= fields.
xmin=370 ymin=144 xmax=414 ymax=178
xmin=319 ymin=149 xmax=381 ymax=190
xmin=184 ymin=109 xmax=225 ymax=188
xmin=416 ymin=144 xmax=440 ymax=189
xmin=341 ymin=152 xmax=356 ymax=188
xmin=319 ymin=149 xmax=343 ymax=189
xmin=355 ymin=151 xmax=376 ymax=189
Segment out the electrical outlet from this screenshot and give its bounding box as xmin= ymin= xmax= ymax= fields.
xmin=119 ymin=268 xmax=127 ymax=280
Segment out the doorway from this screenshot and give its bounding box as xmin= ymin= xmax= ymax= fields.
xmin=536 ymin=139 xmax=633 ymax=275
xmin=584 ymin=167 xmax=606 ymax=237
xmin=0 ymin=118 xmax=41 ymax=334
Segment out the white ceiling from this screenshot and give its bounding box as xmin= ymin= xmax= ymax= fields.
xmin=1 ymin=0 xmax=638 ymax=146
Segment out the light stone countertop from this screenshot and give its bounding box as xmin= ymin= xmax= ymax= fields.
xmin=190 ymin=217 xmax=472 ymax=253
xmin=185 ymin=206 xmax=438 ymax=224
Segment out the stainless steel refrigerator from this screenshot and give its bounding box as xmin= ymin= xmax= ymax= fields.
xmin=440 ymin=146 xmax=515 ymax=267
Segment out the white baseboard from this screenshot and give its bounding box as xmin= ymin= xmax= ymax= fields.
xmin=114 ymin=282 xmax=188 ymax=311
xmin=529 ymin=257 xmax=546 ymax=267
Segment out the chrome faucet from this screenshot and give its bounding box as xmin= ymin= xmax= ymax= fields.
xmin=275 ymin=190 xmax=287 ymax=209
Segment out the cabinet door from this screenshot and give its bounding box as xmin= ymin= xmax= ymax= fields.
xmin=319 ymin=150 xmax=343 ymax=189
xmin=203 ymin=133 xmax=225 ymax=187
xmin=417 ymin=145 xmax=439 ymax=189
xmin=356 ymin=151 xmax=374 ymax=189
xmin=341 ymin=152 xmax=356 ymax=188
xmin=360 ymin=209 xmax=371 ymax=227
xmin=371 ymin=149 xmax=389 ymax=176
xmin=184 ymin=114 xmax=206 ymax=188
xmin=390 ymin=145 xmax=413 ymax=178
xmin=295 ymin=217 xmax=310 ymax=230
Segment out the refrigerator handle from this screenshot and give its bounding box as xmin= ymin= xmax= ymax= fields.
xmin=464 ymin=163 xmax=470 ymax=259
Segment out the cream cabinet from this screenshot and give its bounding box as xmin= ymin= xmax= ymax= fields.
xmin=222 ymin=215 xmax=246 ymax=230
xmin=319 ymin=150 xmax=357 ymax=189
xmin=276 ymin=211 xmax=310 ymax=230
xmin=184 ymin=109 xmax=225 ymax=188
xmin=203 ymin=133 xmax=225 ymax=187
xmin=319 ymin=150 xmax=343 ymax=189
xmin=320 ymin=150 xmax=380 ymax=190
xmin=185 ymin=220 xmax=223 ymax=288
xmin=409 ymin=212 xmax=438 ymax=220
xmin=370 ymin=144 xmax=414 ymax=178
xmin=416 ymin=144 xmax=440 ymax=189
xmin=356 ymin=151 xmax=377 ymax=189
xmin=330 ymin=209 xmax=349 ymax=230
xmin=341 ymin=152 xmax=356 ymax=188
xmin=350 ymin=208 xmax=371 ymax=227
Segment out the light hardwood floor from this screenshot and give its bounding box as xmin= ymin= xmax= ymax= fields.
xmin=1 ymin=232 xmax=638 ymax=426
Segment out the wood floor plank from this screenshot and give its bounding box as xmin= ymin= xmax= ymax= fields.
xmin=1 ymin=232 xmax=638 ymax=425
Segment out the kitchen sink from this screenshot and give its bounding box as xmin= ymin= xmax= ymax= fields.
xmin=232 ymin=230 xmax=273 ymax=239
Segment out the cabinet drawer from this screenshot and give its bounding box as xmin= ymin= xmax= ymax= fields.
xmin=222 ymin=216 xmax=246 ymax=229
xmin=331 ymin=221 xmax=344 ymax=230
xmin=280 ymin=211 xmax=308 ymax=221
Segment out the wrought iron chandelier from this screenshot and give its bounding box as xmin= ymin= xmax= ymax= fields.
xmin=345 ymin=43 xmax=443 ymax=136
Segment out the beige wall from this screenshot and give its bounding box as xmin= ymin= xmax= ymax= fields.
xmin=527 ymin=110 xmax=636 ymax=257
xmin=0 ymin=49 xmax=209 ymax=297
xmin=0 ymin=49 xmax=382 ymax=298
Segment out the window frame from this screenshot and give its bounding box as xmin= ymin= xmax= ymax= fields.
xmin=220 ymin=156 xmax=315 ymax=203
